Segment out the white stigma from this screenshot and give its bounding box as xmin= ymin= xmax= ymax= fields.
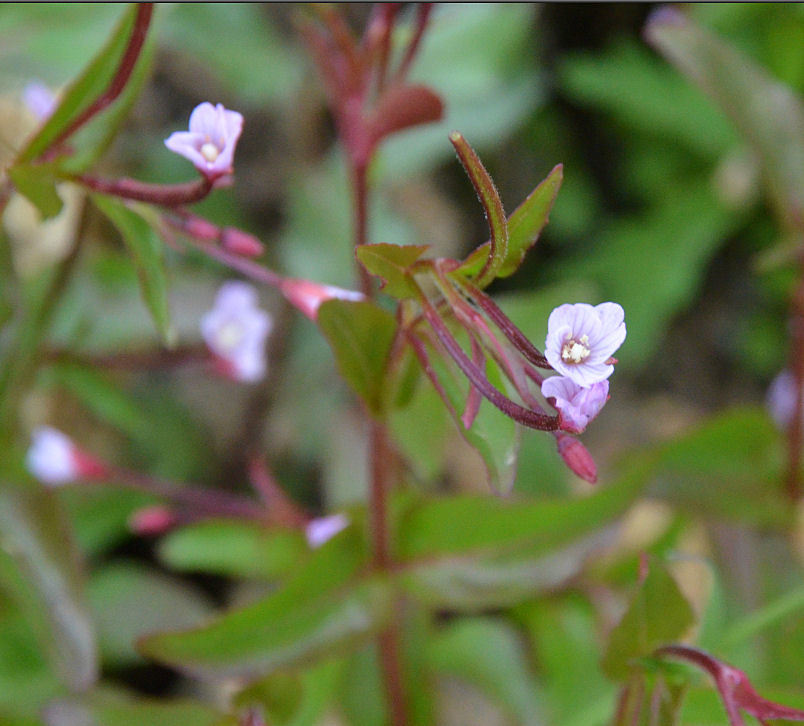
xmin=217 ymin=321 xmax=244 ymax=352
xmin=561 ymin=334 xmax=591 ymax=364
xmin=200 ymin=142 xmax=220 ymax=163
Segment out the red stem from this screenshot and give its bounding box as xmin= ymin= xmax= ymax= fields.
xmin=394 ymin=4 xmax=434 ymax=83
xmin=77 ymin=174 xmax=213 ymax=207
xmin=45 ymin=3 xmax=154 ymax=154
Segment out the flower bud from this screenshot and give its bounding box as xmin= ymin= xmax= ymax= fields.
xmin=305 ymin=514 xmax=349 ymax=548
xmin=556 ymin=433 xmax=597 ymax=483
xmin=26 ymin=426 xmax=108 ymax=485
xmin=221 ymin=227 xmax=264 ymax=257
xmin=279 ymin=278 xmax=365 ymax=321
xmin=128 ymin=506 xmax=178 ymax=536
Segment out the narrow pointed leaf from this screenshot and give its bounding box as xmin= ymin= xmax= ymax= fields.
xmin=16 ymin=5 xmax=141 ymax=164
xmin=645 ymin=7 xmax=804 ymax=230
xmin=91 ymin=195 xmax=173 ymax=345
xmin=0 ymin=486 xmax=97 ymax=692
xmin=449 ymin=131 xmax=508 ymax=288
xmin=317 ymin=300 xmax=397 ymax=417
xmin=355 ymin=244 xmax=429 ymax=299
xmin=458 ymin=165 xmax=563 ymax=279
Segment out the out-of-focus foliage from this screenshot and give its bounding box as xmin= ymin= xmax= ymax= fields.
xmin=1 ymin=4 xmax=804 ymax=726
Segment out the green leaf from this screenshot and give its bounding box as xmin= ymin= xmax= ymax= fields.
xmin=91 ymin=195 xmax=173 ymax=344
xmin=16 ymin=5 xmax=141 ymax=164
xmin=449 ymin=131 xmax=508 ymax=289
xmin=0 ymin=485 xmax=97 ymax=692
xmin=458 ymin=165 xmax=564 ymax=280
xmin=6 ymin=164 xmax=63 ymax=219
xmin=139 ymin=530 xmax=388 ymax=680
xmin=317 ymin=300 xmax=397 ymax=417
xmin=427 ymin=618 xmax=544 ymax=726
xmin=646 ymin=8 xmax=804 ymax=229
xmin=88 ymin=561 xmax=214 ymax=666
xmin=398 ymin=462 xmax=646 ymax=560
xmin=159 ymin=520 xmax=307 ymax=580
xmin=355 ymin=244 xmax=429 ymax=299
xmin=602 ymin=559 xmax=696 ymax=681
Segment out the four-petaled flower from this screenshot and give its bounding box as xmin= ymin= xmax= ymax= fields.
xmin=305 ymin=514 xmax=349 ymax=548
xmin=201 ymin=281 xmax=272 ymax=383
xmin=545 ymin=302 xmax=626 ymax=388
xmin=541 ymin=376 xmax=609 ymax=433
xmin=165 ymin=102 xmax=244 ymax=181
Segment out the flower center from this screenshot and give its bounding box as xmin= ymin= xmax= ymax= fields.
xmin=217 ymin=321 xmax=244 ymax=352
xmin=200 ymin=142 xmax=220 ymax=163
xmin=561 ymin=334 xmax=591 ymax=364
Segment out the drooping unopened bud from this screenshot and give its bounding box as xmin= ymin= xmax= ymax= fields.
xmin=279 ymin=278 xmax=366 ymax=321
xmin=556 ymin=433 xmax=597 ymax=483
xmin=305 ymin=514 xmax=349 ymax=548
xmin=129 ymin=506 xmax=179 ymax=536
xmin=221 ymin=227 xmax=264 ymax=257
xmin=26 ymin=426 xmax=108 ymax=486
xmin=541 ymin=376 xmax=609 ymax=433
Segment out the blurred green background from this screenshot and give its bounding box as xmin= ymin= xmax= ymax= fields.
xmin=1 ymin=3 xmax=803 ymax=725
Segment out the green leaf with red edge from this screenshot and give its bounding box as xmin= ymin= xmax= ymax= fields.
xmin=15 ymin=4 xmax=141 ymax=164
xmin=91 ymin=195 xmax=174 ymax=345
xmin=449 ymin=131 xmax=508 ymax=289
xmin=7 ymin=164 xmax=63 ymax=219
xmin=645 ymin=8 xmax=804 ymax=232
xmin=355 ymin=243 xmax=430 ymax=299
xmin=458 ymin=164 xmax=564 ymax=280
xmin=317 ymin=299 xmax=397 ymax=417
xmin=602 ymin=558 xmax=696 ymax=681
xmin=0 ymin=485 xmax=98 ymax=693
xmin=138 ymin=530 xmax=391 ymax=681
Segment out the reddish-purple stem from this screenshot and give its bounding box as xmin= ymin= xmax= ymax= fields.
xmin=419 ymin=294 xmax=558 ymax=431
xmin=394 ymin=4 xmax=434 ymax=83
xmin=45 ymin=4 xmax=153 ymax=155
xmin=77 ymin=174 xmax=213 ymax=207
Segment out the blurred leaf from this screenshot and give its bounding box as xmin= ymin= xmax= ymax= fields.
xmin=0 ymin=485 xmax=97 ymax=692
xmin=356 ymin=244 xmax=429 ymax=299
xmin=91 ymin=195 xmax=173 ymax=345
xmin=459 ymin=164 xmax=564 ymax=280
xmin=159 ymin=520 xmax=307 ymax=580
xmin=339 ymin=645 xmax=387 ymax=726
xmin=427 ymin=618 xmax=544 ymax=726
xmin=160 ymin=4 xmax=303 ymax=103
xmin=560 ymin=41 xmax=738 ymax=159
xmin=317 ymin=300 xmax=397 ymax=417
xmin=7 ymin=164 xmax=63 ymax=219
xmin=16 ymin=5 xmax=139 ymax=163
xmin=646 ymin=407 xmax=789 ymax=527
xmin=369 ymin=84 xmax=444 ymax=146
xmin=646 ymin=7 xmax=804 ymax=230
xmin=43 ymin=692 xmax=230 ymax=726
xmin=380 ymin=4 xmax=543 ymax=178
xmin=139 ymin=530 xmax=387 ymax=680
xmin=602 ymin=559 xmax=696 ymax=681
xmin=88 ymin=561 xmax=214 ymax=666
xmin=613 ymin=672 xmax=687 ymax=726
xmin=398 ymin=463 xmax=645 ymax=560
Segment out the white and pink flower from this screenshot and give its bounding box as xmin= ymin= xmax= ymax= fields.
xmin=279 ymin=277 xmax=366 ymax=321
xmin=26 ymin=426 xmax=106 ymax=485
xmin=545 ymin=302 xmax=626 ymax=388
xmin=305 ymin=514 xmax=349 ymax=549
xmin=165 ymin=102 xmax=244 ymax=181
xmin=541 ymin=376 xmax=609 ymax=433
xmin=201 ymin=281 xmax=272 ymax=383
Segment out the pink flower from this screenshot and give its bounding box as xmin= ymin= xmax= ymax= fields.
xmin=767 ymin=369 xmax=803 ymax=429
xmin=26 ymin=427 xmax=107 ymax=485
xmin=305 ymin=514 xmax=349 ymax=548
xmin=542 ymin=376 xmax=609 ymax=433
xmin=279 ymin=278 xmax=366 ymax=321
xmin=23 ymin=82 xmax=57 ymax=121
xmin=164 ymin=102 xmax=244 ymax=181
xmin=201 ymin=281 xmax=272 ymax=383
xmin=545 ymin=302 xmax=626 ymax=387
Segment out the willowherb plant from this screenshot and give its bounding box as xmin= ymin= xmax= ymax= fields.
xmin=1 ymin=4 xmax=803 ymax=726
